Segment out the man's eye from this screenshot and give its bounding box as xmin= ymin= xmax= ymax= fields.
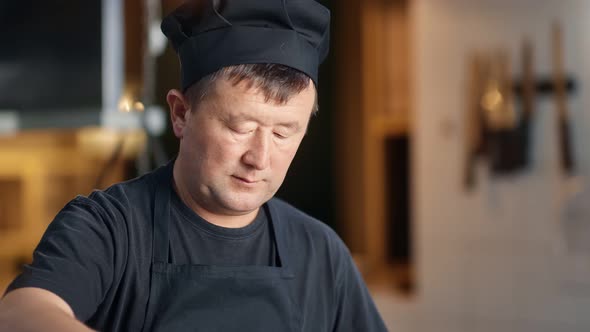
xmin=273 ymin=132 xmax=288 ymax=139
xmin=231 ymin=127 xmax=254 ymax=135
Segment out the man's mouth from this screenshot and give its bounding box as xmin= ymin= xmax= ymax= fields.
xmin=232 ymin=175 xmax=260 ymax=184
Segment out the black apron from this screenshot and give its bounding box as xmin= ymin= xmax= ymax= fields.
xmin=140 ymin=165 xmax=301 ymax=331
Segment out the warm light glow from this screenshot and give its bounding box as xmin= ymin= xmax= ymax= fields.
xmin=118 ymin=96 xmax=132 ymax=113
xmin=118 ymin=96 xmax=145 ymax=113
xmin=480 ymin=81 xmax=516 ymax=130
xmin=134 ymin=102 xmax=145 ymax=112
xmin=481 ymin=87 xmax=503 ymax=112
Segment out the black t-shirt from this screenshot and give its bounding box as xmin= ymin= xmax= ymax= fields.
xmin=5 ymin=166 xmax=387 ymax=331
xmin=168 ymin=189 xmax=277 ymax=267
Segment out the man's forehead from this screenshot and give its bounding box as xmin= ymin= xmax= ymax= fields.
xmin=211 ymin=76 xmax=315 ymax=105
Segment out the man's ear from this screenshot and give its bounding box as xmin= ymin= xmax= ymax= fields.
xmin=167 ymin=89 xmax=191 ymax=138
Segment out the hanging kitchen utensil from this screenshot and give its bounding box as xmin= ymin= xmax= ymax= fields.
xmin=464 ymin=53 xmax=486 ymax=189
xmin=483 ymin=50 xmax=524 ymax=173
xmin=552 ymin=21 xmax=575 ymax=174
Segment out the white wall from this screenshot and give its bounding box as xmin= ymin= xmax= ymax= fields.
xmin=383 ymin=0 xmax=590 ymax=331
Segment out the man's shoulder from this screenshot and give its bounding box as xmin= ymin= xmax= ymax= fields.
xmin=268 ymin=198 xmax=349 ymax=253
xmin=68 ymin=166 xmax=160 ymax=221
xmin=268 ymin=198 xmax=332 ymax=231
xmin=100 ymin=169 xmax=156 ymax=203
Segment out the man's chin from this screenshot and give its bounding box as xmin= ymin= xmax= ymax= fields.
xmin=218 ymin=196 xmax=268 ymax=215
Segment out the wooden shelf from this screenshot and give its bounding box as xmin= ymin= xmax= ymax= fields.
xmin=334 ymin=0 xmax=413 ymax=284
xmin=370 ymin=113 xmax=412 ymax=137
xmin=0 ymin=128 xmax=145 ymax=290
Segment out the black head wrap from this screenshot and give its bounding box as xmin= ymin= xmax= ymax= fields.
xmin=161 ymin=0 xmax=330 ymax=91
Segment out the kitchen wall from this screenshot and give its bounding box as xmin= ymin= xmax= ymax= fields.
xmin=377 ymin=0 xmax=590 ymax=330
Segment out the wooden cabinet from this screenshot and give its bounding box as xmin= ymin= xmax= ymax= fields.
xmin=334 ymin=0 xmax=413 ymax=289
xmin=0 ymin=128 xmax=145 ymax=291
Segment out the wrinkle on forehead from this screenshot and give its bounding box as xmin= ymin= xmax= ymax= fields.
xmin=212 ymin=78 xmax=315 ymax=112
xmin=196 ymin=79 xmax=313 ymax=134
xmin=209 ymin=77 xmax=317 ymax=111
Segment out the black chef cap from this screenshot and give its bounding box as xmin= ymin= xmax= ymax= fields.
xmin=161 ymin=0 xmax=330 ymax=91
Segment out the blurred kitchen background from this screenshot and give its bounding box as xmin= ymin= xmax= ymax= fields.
xmin=2 ymin=0 xmax=590 ymax=330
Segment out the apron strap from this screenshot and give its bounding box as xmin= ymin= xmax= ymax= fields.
xmin=266 ymin=201 xmax=293 ymax=278
xmin=152 ymin=161 xmax=173 ymax=263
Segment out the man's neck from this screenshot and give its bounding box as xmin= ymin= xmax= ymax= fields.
xmin=171 ymin=165 xmax=259 ymax=229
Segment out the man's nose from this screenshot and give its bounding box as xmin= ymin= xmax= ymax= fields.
xmin=242 ymin=130 xmax=271 ymax=170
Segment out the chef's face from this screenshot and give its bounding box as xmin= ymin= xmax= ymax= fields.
xmin=170 ymin=78 xmax=315 ymax=217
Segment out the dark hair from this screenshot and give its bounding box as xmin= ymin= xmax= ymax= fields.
xmin=185 ymin=63 xmax=319 ymax=114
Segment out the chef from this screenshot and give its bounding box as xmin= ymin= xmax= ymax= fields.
xmin=0 ymin=1 xmax=388 ymax=331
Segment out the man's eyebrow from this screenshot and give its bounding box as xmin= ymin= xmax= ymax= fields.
xmin=225 ymin=113 xmax=257 ymax=123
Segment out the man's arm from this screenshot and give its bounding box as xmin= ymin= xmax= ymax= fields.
xmin=0 ymin=287 xmax=94 ymax=332
xmin=331 ymin=243 xmax=389 ymax=331
xmin=1 ymin=194 xmax=126 ymax=330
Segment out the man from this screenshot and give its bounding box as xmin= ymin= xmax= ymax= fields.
xmin=0 ymin=1 xmax=388 ymax=331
